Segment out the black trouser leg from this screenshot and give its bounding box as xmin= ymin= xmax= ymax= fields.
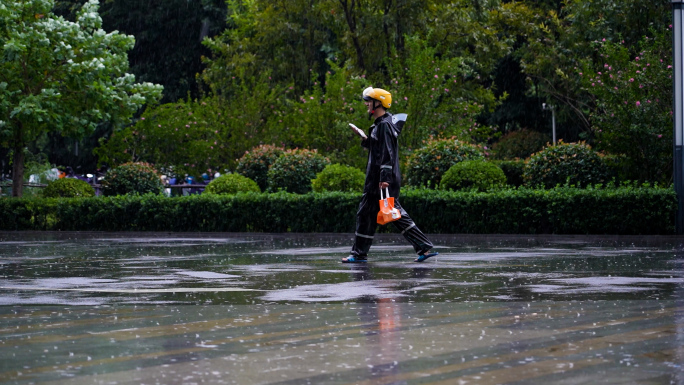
xmin=350 ymin=192 xmax=377 ymax=257
xmin=350 ymin=195 xmax=433 ymax=257
xmin=391 ymin=199 xmax=433 ymax=255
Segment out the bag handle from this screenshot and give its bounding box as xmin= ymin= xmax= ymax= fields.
xmin=380 ymin=187 xmax=391 ymax=200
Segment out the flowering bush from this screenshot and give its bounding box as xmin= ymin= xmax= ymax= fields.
xmin=101 ymin=162 xmax=164 ymax=196
xmin=236 ymin=145 xmax=285 ymax=191
xmin=491 ymin=129 xmax=550 ymax=160
xmin=440 ymin=160 xmax=507 ymax=191
xmin=204 ymin=174 xmax=260 ymax=195
xmin=43 ymin=178 xmax=95 ymax=198
xmin=524 ymin=142 xmax=610 ymax=188
xmin=406 ymin=139 xmax=484 ymax=188
xmin=267 ymin=149 xmax=330 ymax=194
xmin=311 ymin=164 xmax=365 ymax=193
xmin=579 ymin=27 xmax=672 ymax=183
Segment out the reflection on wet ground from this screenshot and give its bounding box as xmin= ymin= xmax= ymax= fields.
xmin=0 ymin=232 xmax=683 ymax=384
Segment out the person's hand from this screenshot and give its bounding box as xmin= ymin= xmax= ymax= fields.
xmin=379 ymin=182 xmax=389 ymax=189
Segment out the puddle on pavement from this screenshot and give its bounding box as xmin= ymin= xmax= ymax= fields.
xmin=0 ymin=232 xmax=683 ymax=384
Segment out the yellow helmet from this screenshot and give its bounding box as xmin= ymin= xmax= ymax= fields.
xmin=362 ymin=87 xmax=392 ymax=109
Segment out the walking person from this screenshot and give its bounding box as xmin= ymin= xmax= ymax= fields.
xmin=342 ymin=87 xmax=438 ymax=263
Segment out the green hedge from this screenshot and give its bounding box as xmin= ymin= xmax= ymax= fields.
xmin=0 ymin=187 xmax=676 ymax=234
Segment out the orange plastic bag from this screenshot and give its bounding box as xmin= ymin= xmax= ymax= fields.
xmin=377 ymin=187 xmax=401 ymax=225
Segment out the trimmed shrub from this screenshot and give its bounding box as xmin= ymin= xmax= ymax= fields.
xmin=491 ymin=129 xmax=550 ymax=160
xmin=494 ymin=160 xmax=526 ymax=187
xmin=440 ymin=160 xmax=507 ymax=191
xmin=312 ymin=164 xmax=365 ymax=193
xmin=101 ymin=162 xmax=164 ymax=196
xmin=43 ymin=178 xmax=95 ymax=198
xmin=406 ymin=139 xmax=485 ymax=188
xmin=204 ymin=174 xmax=260 ymax=195
xmin=236 ymin=145 xmax=285 ymax=191
xmin=267 ymin=149 xmax=331 ymax=194
xmin=0 ymin=187 xmax=675 ymax=234
xmin=524 ymin=142 xmax=611 ymax=188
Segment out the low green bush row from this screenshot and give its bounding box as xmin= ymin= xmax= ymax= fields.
xmin=0 ymin=187 xmax=675 ymax=234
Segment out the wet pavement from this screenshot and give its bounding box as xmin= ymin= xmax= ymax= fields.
xmin=0 ymin=232 xmax=683 ymax=384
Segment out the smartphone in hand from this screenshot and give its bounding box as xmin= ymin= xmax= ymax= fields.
xmin=349 ymin=123 xmax=367 ymax=139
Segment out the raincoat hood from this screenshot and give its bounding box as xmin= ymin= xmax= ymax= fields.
xmin=392 ymin=113 xmax=407 ymax=134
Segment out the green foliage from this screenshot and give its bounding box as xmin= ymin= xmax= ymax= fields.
xmin=494 ymin=160 xmax=526 ymax=187
xmin=101 ymin=162 xmax=163 ymax=196
xmin=95 ymin=98 xmax=235 ymax=177
xmin=406 ymin=139 xmax=485 ymax=188
xmin=524 ymin=142 xmax=610 ymax=188
xmin=43 ymin=178 xmax=95 ymax=198
xmin=267 ymin=149 xmax=330 ymax=194
xmin=492 ymin=129 xmax=550 ymax=160
xmin=311 ymin=164 xmax=365 ymax=193
xmin=440 ymin=161 xmax=506 ymax=192
xmin=385 ymin=36 xmax=501 ymax=150
xmin=399 ymin=186 xmax=676 ymax=235
xmin=579 ymin=27 xmax=672 ymax=183
xmin=236 ymin=145 xmax=285 ymax=192
xmin=265 ymin=61 xmax=370 ymax=169
xmin=0 ymin=187 xmax=675 ymax=234
xmin=0 ymin=0 xmax=162 ymax=197
xmin=204 ymin=174 xmax=260 ymax=195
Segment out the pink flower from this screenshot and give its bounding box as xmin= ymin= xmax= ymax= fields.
xmin=591 ymin=83 xmax=595 ymax=86
xmin=141 ymin=117 xmax=145 ymax=120
xmin=636 ymin=101 xmax=641 ymax=107
xmin=658 ymin=134 xmax=662 ymax=138
xmin=434 ymin=75 xmax=439 ymax=78
xmin=404 ymin=97 xmax=408 ymax=101
xmin=629 ymin=78 xmax=634 ymax=82
xmin=635 ymin=56 xmax=640 ymax=61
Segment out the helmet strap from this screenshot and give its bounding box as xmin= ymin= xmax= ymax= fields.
xmin=368 ymin=100 xmax=379 ymax=120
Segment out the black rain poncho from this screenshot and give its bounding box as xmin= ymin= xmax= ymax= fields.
xmin=349 ymin=112 xmax=433 ymax=258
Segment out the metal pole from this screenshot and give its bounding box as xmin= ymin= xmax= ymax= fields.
xmin=551 ymin=108 xmax=556 ymax=144
xmin=542 ymin=103 xmax=557 ymax=145
xmin=673 ymin=0 xmax=684 ymax=234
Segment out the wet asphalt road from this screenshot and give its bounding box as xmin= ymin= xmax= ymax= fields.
xmin=0 ymin=232 xmax=683 ymax=384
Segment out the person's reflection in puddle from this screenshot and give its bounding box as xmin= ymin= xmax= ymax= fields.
xmin=349 ymin=264 xmax=432 ymax=383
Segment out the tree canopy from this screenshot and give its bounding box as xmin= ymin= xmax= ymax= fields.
xmin=0 ymin=0 xmax=162 ymax=196
xmin=0 ymin=0 xmax=675 ymax=190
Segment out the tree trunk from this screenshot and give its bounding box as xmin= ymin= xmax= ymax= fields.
xmin=339 ymin=0 xmax=366 ymax=72
xmin=11 ymin=143 xmax=25 ymax=198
